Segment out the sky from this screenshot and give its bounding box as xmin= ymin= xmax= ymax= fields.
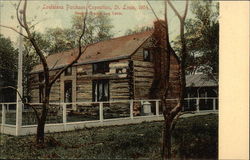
xmin=0 ymin=0 xmax=192 ymax=46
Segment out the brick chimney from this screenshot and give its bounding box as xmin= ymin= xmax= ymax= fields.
xmin=149 ymin=20 xmax=167 ymax=99
xmin=149 ymin=20 xmax=181 ymax=102
xmin=152 ymin=20 xmax=167 ymax=49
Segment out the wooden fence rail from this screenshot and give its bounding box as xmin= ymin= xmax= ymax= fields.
xmin=0 ymin=98 xmax=218 ymax=136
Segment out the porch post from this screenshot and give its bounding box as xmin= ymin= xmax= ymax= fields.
xmin=16 ymin=13 xmax=23 ymax=136
xmin=213 ymin=98 xmax=216 ymax=111
xmin=99 ymin=102 xmax=103 ymax=122
xmin=16 ymin=102 xmax=22 ymax=136
xmin=196 ymin=98 xmax=200 ymax=112
xmin=62 ymin=103 xmax=67 ymax=130
xmin=1 ymin=104 xmax=6 ymax=132
xmin=156 ymin=100 xmax=159 ymax=116
xmin=187 ymin=93 xmax=190 ymax=109
xmin=130 ymin=100 xmax=133 ymax=119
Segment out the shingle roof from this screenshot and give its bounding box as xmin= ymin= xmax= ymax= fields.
xmin=186 ymin=74 xmax=218 ymax=87
xmin=31 ymin=30 xmax=153 ymax=73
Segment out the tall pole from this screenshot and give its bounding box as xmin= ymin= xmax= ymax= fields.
xmin=0 ymin=1 xmax=2 ymax=34
xmin=0 ymin=1 xmax=2 ymax=102
xmin=16 ymin=12 xmax=23 ymax=136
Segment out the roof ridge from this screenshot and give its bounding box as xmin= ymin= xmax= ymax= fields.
xmin=47 ymin=30 xmax=154 ymax=56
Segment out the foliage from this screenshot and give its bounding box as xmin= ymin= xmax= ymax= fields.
xmin=27 ymin=13 xmax=114 ymax=55
xmin=0 ymin=114 xmax=218 ymax=159
xmin=173 ymin=0 xmax=219 ymax=74
xmin=0 ymin=34 xmax=18 ymax=102
xmin=125 ymin=26 xmax=153 ymax=35
xmin=0 ymin=33 xmax=40 ymax=102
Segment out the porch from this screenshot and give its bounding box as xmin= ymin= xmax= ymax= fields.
xmin=0 ymin=97 xmax=218 ymax=136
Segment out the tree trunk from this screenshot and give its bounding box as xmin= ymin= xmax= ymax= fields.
xmin=36 ymin=119 xmax=45 ymax=144
xmin=36 ymin=86 xmax=50 ymax=145
xmin=163 ymin=120 xmax=173 ymax=160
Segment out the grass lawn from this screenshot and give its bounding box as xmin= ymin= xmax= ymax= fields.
xmin=0 ymin=113 xmax=218 ymax=159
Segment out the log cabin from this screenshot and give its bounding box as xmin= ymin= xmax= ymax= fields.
xmin=29 ymin=20 xmax=181 ymax=115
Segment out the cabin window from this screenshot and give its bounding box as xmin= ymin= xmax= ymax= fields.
xmin=93 ymin=62 xmax=109 ymax=74
xmin=64 ymin=80 xmax=72 ymax=103
xmin=93 ymin=80 xmax=109 ymax=102
xmin=143 ymin=49 xmax=151 ymax=61
xmin=38 ymin=73 xmax=44 ymax=103
xmin=65 ymin=67 xmax=72 ymax=76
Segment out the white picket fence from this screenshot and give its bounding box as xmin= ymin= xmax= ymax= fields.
xmin=0 ymin=98 xmax=218 ymax=136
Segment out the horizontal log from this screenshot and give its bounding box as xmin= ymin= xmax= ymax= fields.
xmin=110 ymin=87 xmax=129 ymax=92
xmin=110 ymin=84 xmax=129 ymax=89
xmin=77 ymin=93 xmax=92 ymax=98
xmin=76 ymin=83 xmax=92 ymax=87
xmin=134 ymin=77 xmax=153 ymax=82
xmin=134 ymin=71 xmax=154 ymax=77
xmin=110 ymin=93 xmax=130 ymax=96
xmin=111 ymin=95 xmax=130 ymax=99
xmin=133 ymin=61 xmax=153 ymax=68
xmin=76 ymin=98 xmax=92 ymax=101
xmin=110 ymin=79 xmax=130 ymax=83
xmin=135 ymin=83 xmax=152 ymax=88
xmin=133 ymin=67 xmax=154 ymax=73
xmin=109 ymin=62 xmax=129 ymax=68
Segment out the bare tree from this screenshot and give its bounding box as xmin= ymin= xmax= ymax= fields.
xmin=146 ymin=0 xmax=189 ymax=159
xmin=0 ymin=0 xmax=88 ymax=145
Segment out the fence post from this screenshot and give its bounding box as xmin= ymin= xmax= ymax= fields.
xmin=213 ymin=98 xmax=216 ymax=111
xmin=16 ymin=102 xmax=22 ymax=136
xmin=99 ymin=102 xmax=103 ymax=122
xmin=196 ymin=98 xmax=200 ymax=112
xmin=156 ymin=100 xmax=159 ymax=116
xmin=1 ymin=104 xmax=6 ymax=133
xmin=62 ymin=104 xmax=67 ymax=131
xmin=130 ymin=100 xmax=133 ymax=120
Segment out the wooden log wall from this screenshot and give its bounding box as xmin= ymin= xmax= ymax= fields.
xmin=130 ymin=36 xmax=181 ymax=102
xmin=49 ymin=70 xmax=61 ymax=103
xmin=76 ymin=64 xmax=92 ymax=102
xmin=109 ymin=60 xmax=133 ymax=101
xmin=29 ymin=70 xmax=61 ymax=103
xmin=131 ymin=37 xmax=155 ymax=100
xmin=133 ymin=61 xmax=154 ymax=99
xmin=76 ymin=59 xmax=133 ymax=102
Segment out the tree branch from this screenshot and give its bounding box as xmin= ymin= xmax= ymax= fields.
xmin=167 ymin=0 xmax=182 ymax=20
xmin=21 ymin=0 xmax=50 ymax=89
xmin=50 ymin=58 xmax=61 ymax=71
xmin=183 ymin=0 xmax=189 ymax=20
xmin=0 ymin=24 xmax=28 ymax=39
xmin=0 ymin=85 xmax=41 ymax=120
xmin=49 ymin=8 xmax=88 ymax=86
xmin=49 ymin=46 xmax=88 ymax=86
xmin=16 ymin=0 xmax=25 ymax=29
xmin=171 ymin=111 xmax=194 ymax=130
xmin=0 ymin=86 xmax=24 ymax=102
xmin=146 ymin=0 xmax=166 ymax=29
xmin=24 ymin=103 xmax=41 ymax=121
